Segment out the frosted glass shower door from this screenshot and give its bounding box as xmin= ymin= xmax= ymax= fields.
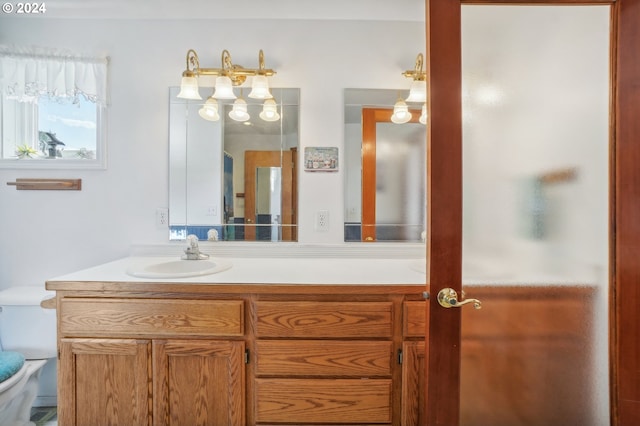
xmin=460 ymin=5 xmax=610 ymax=426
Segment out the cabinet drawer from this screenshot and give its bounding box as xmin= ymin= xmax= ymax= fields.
xmin=255 ymin=378 xmax=392 ymax=424
xmin=256 ymin=340 xmax=392 ymax=376
xmin=60 ymin=298 xmax=244 ymax=337
xmin=254 ymin=301 xmax=393 ymax=338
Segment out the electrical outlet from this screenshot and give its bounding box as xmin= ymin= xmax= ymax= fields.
xmin=315 ymin=210 xmax=329 ymax=232
xmin=156 ymin=208 xmax=169 ymax=228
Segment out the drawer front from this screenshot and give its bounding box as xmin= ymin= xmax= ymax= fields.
xmin=254 ymin=301 xmax=393 ymax=338
xmin=256 ymin=340 xmax=392 ymax=376
xmin=60 ymin=298 xmax=244 ymax=337
xmin=403 ymin=301 xmax=426 ymax=338
xmin=255 ymin=378 xmax=392 ymax=424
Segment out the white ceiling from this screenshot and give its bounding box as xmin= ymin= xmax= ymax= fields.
xmin=32 ymin=0 xmax=425 ymax=21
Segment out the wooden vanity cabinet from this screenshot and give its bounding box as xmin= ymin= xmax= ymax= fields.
xmin=56 ymin=295 xmax=246 ymax=426
xmin=50 ymin=284 xmax=426 ymax=426
xmin=253 ymin=301 xmax=396 ymax=424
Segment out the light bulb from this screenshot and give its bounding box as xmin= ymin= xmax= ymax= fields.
xmin=248 ymin=75 xmax=273 ymax=99
xmin=212 ymin=76 xmax=237 ymax=99
xmin=177 ymin=76 xmax=202 ymax=100
xmin=405 ymin=80 xmax=427 ymax=103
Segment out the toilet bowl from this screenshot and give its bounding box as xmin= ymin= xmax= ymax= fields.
xmin=0 ymin=286 xmax=57 ymax=426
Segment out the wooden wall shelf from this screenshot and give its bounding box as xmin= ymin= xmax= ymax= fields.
xmin=6 ymin=178 xmax=82 ymax=191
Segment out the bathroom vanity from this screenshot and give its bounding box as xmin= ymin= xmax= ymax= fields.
xmin=46 ymin=252 xmax=595 ymax=426
xmin=44 ymin=252 xmax=428 ymax=426
xmin=46 ymin=264 xmax=425 ymax=425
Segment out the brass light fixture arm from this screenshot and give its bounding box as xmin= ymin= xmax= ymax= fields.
xmin=182 ymin=49 xmax=200 ymax=77
xmin=402 ymin=53 xmax=427 ymax=81
xmin=182 ymin=48 xmax=276 ymax=86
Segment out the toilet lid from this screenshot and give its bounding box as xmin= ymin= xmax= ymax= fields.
xmin=0 ymin=351 xmax=25 ymax=383
xmin=0 ymin=286 xmax=54 ymax=306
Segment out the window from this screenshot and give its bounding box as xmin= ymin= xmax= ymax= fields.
xmin=0 ymin=46 xmax=108 ymax=169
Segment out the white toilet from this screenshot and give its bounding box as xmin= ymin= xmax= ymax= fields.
xmin=0 ymin=286 xmax=57 ymax=426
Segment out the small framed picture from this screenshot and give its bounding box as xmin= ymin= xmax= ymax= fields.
xmin=304 ymin=147 xmax=339 ymax=172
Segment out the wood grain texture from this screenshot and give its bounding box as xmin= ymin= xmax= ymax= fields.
xmin=59 ymin=339 xmax=151 ymax=426
xmin=54 ymin=289 xmax=420 ymax=425
xmin=254 ymin=301 xmax=393 ymax=338
xmin=153 ymin=340 xmax=245 ymax=426
xmin=60 ymin=298 xmax=244 ymax=337
xmin=254 ymin=378 xmax=392 ymax=423
xmin=402 ymin=341 xmax=426 ymax=426
xmin=6 ymin=178 xmax=81 ymax=190
xmin=255 ymin=340 xmax=393 ymax=376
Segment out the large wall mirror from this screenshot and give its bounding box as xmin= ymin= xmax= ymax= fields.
xmin=344 ymin=88 xmax=426 ymax=242
xmin=169 ymin=87 xmax=299 ymax=241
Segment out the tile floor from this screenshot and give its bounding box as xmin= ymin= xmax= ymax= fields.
xmin=30 ymin=406 xmax=57 ymax=426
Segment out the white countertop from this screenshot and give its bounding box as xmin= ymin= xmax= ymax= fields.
xmin=47 ymin=256 xmax=427 ymax=286
xmin=46 ymin=243 xmax=600 ymax=287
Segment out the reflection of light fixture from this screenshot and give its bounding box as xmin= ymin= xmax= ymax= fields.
xmin=177 ymin=49 xmax=276 ymax=100
xmin=229 ymin=95 xmax=250 ymax=122
xmin=259 ymin=98 xmax=280 ymax=121
xmin=402 ymin=53 xmax=427 ymax=103
xmin=419 ymin=103 xmax=427 ymax=125
xmin=391 ymin=98 xmax=411 ymax=124
xmin=198 ymin=96 xmax=220 ymax=121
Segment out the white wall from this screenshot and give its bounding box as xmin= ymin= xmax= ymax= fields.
xmin=0 ymin=17 xmax=425 ymax=286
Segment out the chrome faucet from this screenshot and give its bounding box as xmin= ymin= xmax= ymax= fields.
xmin=182 ymin=234 xmax=210 ymax=260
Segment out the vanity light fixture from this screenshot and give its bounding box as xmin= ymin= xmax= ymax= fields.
xmin=177 ymin=49 xmax=276 ymax=101
xmin=403 ymin=53 xmax=427 ymax=103
xmin=259 ymin=98 xmax=280 ymax=121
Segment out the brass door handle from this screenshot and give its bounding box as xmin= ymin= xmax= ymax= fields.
xmin=437 ymin=288 xmax=482 ymax=309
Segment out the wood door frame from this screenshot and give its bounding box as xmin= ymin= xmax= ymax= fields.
xmin=361 ymin=107 xmax=421 ymax=242
xmin=425 ymin=1 xmax=640 ymax=424
xmin=244 ymin=150 xmax=294 ymax=241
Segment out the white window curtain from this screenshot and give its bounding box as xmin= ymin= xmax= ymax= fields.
xmin=0 ymin=45 xmax=108 ymax=105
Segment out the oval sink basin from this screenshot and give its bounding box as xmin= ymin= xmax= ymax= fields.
xmin=126 ymin=258 xmax=232 ymax=279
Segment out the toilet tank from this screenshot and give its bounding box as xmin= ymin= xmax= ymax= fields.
xmin=0 ymin=286 xmax=57 ymax=359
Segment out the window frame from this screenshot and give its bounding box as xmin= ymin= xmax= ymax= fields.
xmin=0 ymin=93 xmax=107 ymax=170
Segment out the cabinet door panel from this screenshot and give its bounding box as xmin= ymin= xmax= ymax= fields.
xmin=401 ymin=341 xmax=426 ymax=426
xmin=59 ymin=338 xmax=151 ymax=426
xmin=255 ymin=378 xmax=392 ymax=424
xmin=153 ymin=340 xmax=245 ymax=426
